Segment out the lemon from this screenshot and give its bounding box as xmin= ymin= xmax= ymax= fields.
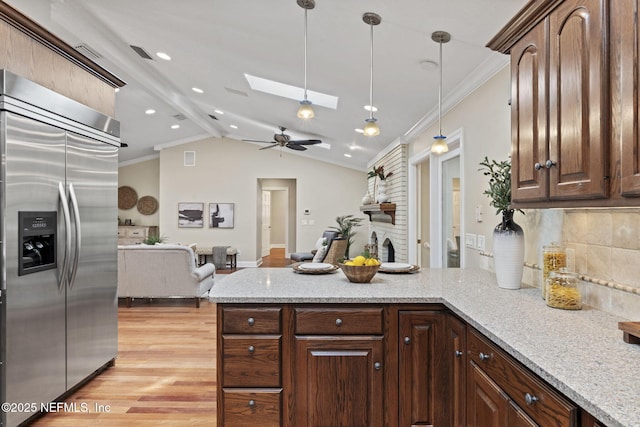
xmin=352 ymin=256 xmax=366 ymax=266
xmin=365 ymin=258 xmax=380 ymax=266
xmin=344 ymin=261 xmax=355 ymax=266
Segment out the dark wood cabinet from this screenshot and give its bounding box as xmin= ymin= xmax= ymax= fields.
xmin=293 ymin=336 xmax=384 ymax=427
xmin=467 ymin=360 xmax=509 ymax=426
xmin=448 ymin=314 xmax=467 ymax=427
xmin=397 ymin=310 xmax=447 ymax=426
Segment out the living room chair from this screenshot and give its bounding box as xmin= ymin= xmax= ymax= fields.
xmin=290 ymin=230 xmax=340 ymax=263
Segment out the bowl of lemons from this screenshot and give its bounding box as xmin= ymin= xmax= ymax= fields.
xmin=339 ymin=254 xmax=381 ymax=283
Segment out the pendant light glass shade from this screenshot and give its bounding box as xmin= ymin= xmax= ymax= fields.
xmin=362 ymin=12 xmax=381 ymax=136
xmin=431 ymin=31 xmax=451 ymax=154
xmin=297 ymin=0 xmax=315 ymax=119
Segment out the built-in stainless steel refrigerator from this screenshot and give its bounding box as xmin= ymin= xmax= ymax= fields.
xmin=0 ymin=70 xmax=120 ymax=427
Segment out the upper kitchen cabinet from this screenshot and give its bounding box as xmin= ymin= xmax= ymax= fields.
xmin=489 ymin=0 xmax=640 ymax=207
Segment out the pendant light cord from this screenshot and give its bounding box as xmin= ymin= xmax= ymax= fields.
xmin=369 ymin=21 xmax=374 ymax=120
xmin=438 ymin=38 xmax=443 ymax=135
xmin=303 ymin=7 xmax=308 ymax=101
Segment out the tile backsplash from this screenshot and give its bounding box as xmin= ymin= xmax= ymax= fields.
xmin=484 ymin=208 xmax=640 ymax=320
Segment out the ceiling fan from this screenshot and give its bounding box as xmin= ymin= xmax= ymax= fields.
xmin=243 ymin=126 xmax=321 ymax=151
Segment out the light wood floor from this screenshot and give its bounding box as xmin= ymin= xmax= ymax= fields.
xmin=28 ymin=249 xmax=291 ymax=426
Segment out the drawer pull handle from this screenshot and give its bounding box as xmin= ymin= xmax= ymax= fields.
xmin=404 ymin=336 xmax=411 ymax=345
xmin=534 ymin=162 xmax=543 ymax=171
xmin=545 ymin=159 xmax=556 ymax=169
xmin=248 ymin=399 xmax=256 ymax=408
xmin=248 ymin=345 xmax=255 ymax=354
xmin=455 ymin=350 xmax=463 ymax=357
xmin=479 ymin=352 xmax=491 ymax=361
xmin=525 ymin=393 xmax=539 ymax=405
xmin=247 ymin=317 xmax=255 ymax=326
xmin=335 ymin=318 xmax=343 ymax=327
xmin=374 ymin=362 xmax=382 ymax=371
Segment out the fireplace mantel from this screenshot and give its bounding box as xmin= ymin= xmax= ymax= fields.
xmin=360 ymin=203 xmax=396 ymax=225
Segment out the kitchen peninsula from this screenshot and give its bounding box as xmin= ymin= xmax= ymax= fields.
xmin=211 ymin=268 xmax=640 ymax=427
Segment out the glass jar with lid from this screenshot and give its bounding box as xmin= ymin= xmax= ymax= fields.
xmin=542 ymin=242 xmax=567 ymax=299
xmin=546 ymin=268 xmax=582 ymax=310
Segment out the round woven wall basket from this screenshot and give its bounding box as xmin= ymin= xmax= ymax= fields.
xmin=118 ymin=186 xmax=138 ymax=209
xmin=137 ymin=195 xmax=158 ymax=215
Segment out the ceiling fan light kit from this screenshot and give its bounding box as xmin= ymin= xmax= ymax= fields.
xmin=362 ymin=12 xmax=382 ymax=137
xmin=297 ymin=0 xmax=315 ymax=120
xmin=431 ymin=30 xmax=451 ymax=154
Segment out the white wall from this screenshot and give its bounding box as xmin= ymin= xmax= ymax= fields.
xmin=157 ymin=136 xmax=368 ymax=265
xmin=268 ymin=189 xmax=287 ymax=247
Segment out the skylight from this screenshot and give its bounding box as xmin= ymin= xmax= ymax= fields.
xmin=244 ymin=74 xmax=339 ymax=109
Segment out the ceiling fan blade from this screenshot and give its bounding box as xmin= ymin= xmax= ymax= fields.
xmin=259 ymin=144 xmax=278 ymax=150
xmin=288 ymin=139 xmax=322 ymax=145
xmin=243 ymin=139 xmax=275 ymax=144
xmin=286 ymin=143 xmax=307 ymax=151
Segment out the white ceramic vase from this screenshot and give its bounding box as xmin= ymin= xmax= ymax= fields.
xmin=377 ymin=180 xmax=389 ymax=203
xmin=361 ymin=191 xmax=374 ymax=205
xmin=493 ymin=210 xmax=524 ymax=290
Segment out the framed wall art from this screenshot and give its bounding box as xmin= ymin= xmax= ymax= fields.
xmin=209 ymin=203 xmax=234 ymax=228
xmin=178 ymin=202 xmax=204 ymax=228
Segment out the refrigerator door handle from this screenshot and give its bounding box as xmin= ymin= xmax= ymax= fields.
xmin=58 ymin=181 xmax=71 ymax=291
xmin=68 ymin=182 xmax=82 ymax=289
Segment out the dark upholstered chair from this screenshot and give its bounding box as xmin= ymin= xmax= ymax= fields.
xmin=290 ymin=230 xmax=340 ymax=263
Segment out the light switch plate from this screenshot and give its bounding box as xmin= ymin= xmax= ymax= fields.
xmin=476 ymin=235 xmax=486 ymax=251
xmin=465 ymin=233 xmax=477 ymax=249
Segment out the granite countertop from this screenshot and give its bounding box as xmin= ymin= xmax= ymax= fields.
xmin=210 ymin=267 xmax=640 ymax=427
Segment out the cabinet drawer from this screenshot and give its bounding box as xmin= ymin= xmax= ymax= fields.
xmin=295 ymin=307 xmax=383 ymax=335
xmin=126 ymin=227 xmax=148 ymax=237
xmin=223 ymin=307 xmax=281 ymax=334
xmin=222 ymin=336 xmax=281 ymax=387
xmin=222 ymin=388 xmax=281 ymax=427
xmin=468 ymin=328 xmax=578 ymax=427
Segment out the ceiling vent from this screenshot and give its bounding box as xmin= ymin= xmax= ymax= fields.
xmin=225 ymin=87 xmax=248 ymax=97
xmin=172 ymin=114 xmax=187 ymax=121
xmin=74 ymin=44 xmax=102 ymax=60
xmin=208 ymin=114 xmax=218 ymax=121
xmin=130 ymin=45 xmax=153 ymax=60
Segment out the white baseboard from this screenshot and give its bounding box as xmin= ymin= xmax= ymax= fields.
xmin=270 ymin=244 xmax=286 ymax=249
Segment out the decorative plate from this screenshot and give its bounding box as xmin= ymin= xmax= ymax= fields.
xmin=118 ymin=186 xmax=138 ymax=209
xmin=137 ymin=195 xmax=159 ymax=215
xmin=378 ymin=263 xmax=420 ymax=274
xmin=293 ymin=263 xmax=339 ymax=274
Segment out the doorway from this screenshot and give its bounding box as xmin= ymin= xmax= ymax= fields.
xmin=258 ymin=179 xmax=296 ymax=264
xmin=408 ymin=129 xmax=464 ymax=268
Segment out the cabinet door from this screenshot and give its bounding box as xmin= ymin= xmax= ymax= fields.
xmin=507 ymin=400 xmax=539 ymax=427
xmin=448 ymin=315 xmax=467 ymax=427
xmin=614 ymin=0 xmax=640 ymax=195
xmin=398 ymin=311 xmax=447 ymax=426
xmin=511 ymin=19 xmax=549 ymax=202
xmin=294 ymin=336 xmax=384 ymax=427
xmin=548 ymin=0 xmax=608 ymax=200
xmin=467 ymin=361 xmax=509 ymax=427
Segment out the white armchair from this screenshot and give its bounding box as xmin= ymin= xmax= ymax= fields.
xmin=118 ymin=244 xmax=215 ymax=307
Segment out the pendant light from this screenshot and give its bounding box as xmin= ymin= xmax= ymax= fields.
xmin=431 ymin=31 xmax=451 ymax=154
xmin=362 ymin=12 xmax=381 ymax=136
xmin=297 ymin=0 xmax=315 ymax=119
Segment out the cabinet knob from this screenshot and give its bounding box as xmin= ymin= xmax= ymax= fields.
xmin=525 ymin=393 xmax=539 ymax=405
xmin=247 ymin=317 xmax=255 ymax=326
xmin=335 ymin=318 xmax=343 ymax=327
xmin=455 ymin=350 xmax=463 ymax=358
xmin=248 ymin=345 xmax=255 ymax=354
xmin=479 ymin=352 xmax=491 ymax=361
xmin=545 ymin=159 xmax=556 ymax=169
xmin=534 ymin=162 xmax=543 ymax=171
xmin=374 ymin=362 xmax=382 ymax=371
xmin=404 ymin=336 xmax=411 ymax=345
xmin=248 ymin=399 xmax=256 ymax=408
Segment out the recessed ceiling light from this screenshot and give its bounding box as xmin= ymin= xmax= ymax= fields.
xmin=171 ymin=124 xmax=180 ymax=129
xmin=192 ymin=87 xmax=204 ymax=94
xmin=114 ymin=88 xmax=120 ymax=93
xmin=364 ymin=105 xmax=378 ymax=112
xmin=355 ymin=128 xmax=364 ymax=134
xmin=344 ymin=153 xmax=352 ymax=158
xmin=230 ymin=124 xmax=238 ymax=129
xmin=214 ymin=109 xmax=224 ymax=115
xmin=145 ymin=109 xmax=156 ymax=115
xmin=350 ymin=145 xmax=358 ymax=150
xmin=156 ymin=52 xmax=171 ymax=61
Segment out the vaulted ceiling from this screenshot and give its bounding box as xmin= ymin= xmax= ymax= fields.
xmin=6 ymin=0 xmax=526 ymax=169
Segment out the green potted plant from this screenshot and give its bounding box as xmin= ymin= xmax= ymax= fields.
xmin=329 ymin=214 xmax=364 ymax=259
xmin=142 ymin=234 xmax=167 ymax=245
xmin=478 ymin=156 xmax=524 ymax=289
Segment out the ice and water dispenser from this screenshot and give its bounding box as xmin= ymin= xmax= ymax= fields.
xmin=18 ymin=211 xmax=56 ymax=276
